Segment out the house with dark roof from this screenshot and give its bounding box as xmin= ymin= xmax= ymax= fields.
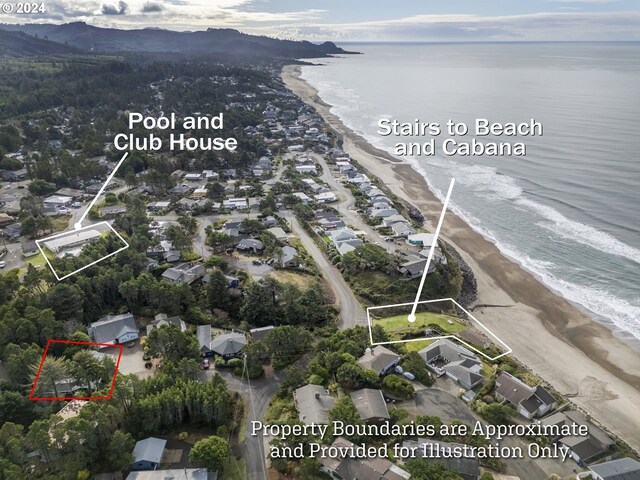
xmin=494 ymin=372 xmax=556 ymax=419
xmin=236 ymin=238 xmax=264 ymax=253
xmin=357 ymin=346 xmax=401 ymax=376
xmin=88 ymin=313 xmax=139 ymax=346
xmin=541 ymin=411 xmax=614 ymax=464
xmin=130 ymin=437 xmax=166 ymax=471
xmin=419 ymin=339 xmax=483 ymax=390
xmin=589 ymin=457 xmax=640 ymax=480
xmin=161 ymin=263 xmax=206 ymax=285
xmin=293 ymin=384 xmax=335 ymax=425
xmin=401 ymin=439 xmax=480 ymax=480
xmin=209 ymin=332 xmax=247 ymax=360
xmin=197 ymin=325 xmax=213 ymax=357
xmin=249 ymin=325 xmax=274 ymax=342
xmin=350 ymin=388 xmax=389 ymax=424
xmin=317 ymin=437 xmax=411 ymax=480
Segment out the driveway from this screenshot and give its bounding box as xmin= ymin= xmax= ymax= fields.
xmin=110 ymin=342 xmax=154 ymax=379
xmin=414 ymin=388 xmax=478 ymax=424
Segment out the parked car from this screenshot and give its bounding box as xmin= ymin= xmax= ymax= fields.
xmin=58 ymin=207 xmax=69 ymax=214
xmin=403 ymin=372 xmax=416 ymax=381
xmin=202 ymin=359 xmax=210 ymax=369
xmin=0 ymin=261 xmax=5 ymax=269
xmin=252 ymin=260 xmax=262 ymax=265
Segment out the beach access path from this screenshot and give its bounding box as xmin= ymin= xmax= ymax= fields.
xmin=282 ymin=64 xmax=640 ymax=452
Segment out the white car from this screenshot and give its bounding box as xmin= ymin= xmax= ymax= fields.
xmin=0 ymin=261 xmax=6 ymax=269
xmin=58 ymin=207 xmax=69 ymax=214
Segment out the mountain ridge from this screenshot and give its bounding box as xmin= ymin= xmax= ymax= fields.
xmin=0 ymin=22 xmax=356 ymax=58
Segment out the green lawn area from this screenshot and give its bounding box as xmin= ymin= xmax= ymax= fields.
xmin=26 ymin=252 xmax=47 ymax=268
xmin=220 ymin=456 xmax=246 ymax=480
xmin=373 ymin=311 xmax=464 ymax=338
xmin=405 ymin=339 xmax=433 ymax=352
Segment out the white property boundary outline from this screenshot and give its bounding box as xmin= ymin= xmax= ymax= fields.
xmin=35 ymin=221 xmax=130 ymax=281
xmin=36 ymin=151 xmax=130 ymax=281
xmin=367 ymin=298 xmax=512 ymax=361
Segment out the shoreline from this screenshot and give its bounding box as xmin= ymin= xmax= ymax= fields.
xmin=282 ymin=64 xmax=640 ymax=451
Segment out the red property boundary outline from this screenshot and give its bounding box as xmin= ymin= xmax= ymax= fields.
xmin=29 ymin=339 xmax=123 ymax=401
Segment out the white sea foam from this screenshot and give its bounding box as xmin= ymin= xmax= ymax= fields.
xmin=518 ymin=198 xmax=640 ymax=265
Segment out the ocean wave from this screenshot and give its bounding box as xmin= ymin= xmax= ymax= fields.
xmin=518 ymin=197 xmax=640 ymax=265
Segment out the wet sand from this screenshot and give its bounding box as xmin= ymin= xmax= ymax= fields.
xmin=282 ymin=64 xmax=640 ymax=451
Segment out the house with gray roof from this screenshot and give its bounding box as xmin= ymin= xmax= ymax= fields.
xmin=419 ymin=339 xmax=483 ymax=390
xmin=278 ymin=246 xmax=299 ymax=268
xmin=249 ymin=325 xmax=274 ymax=342
xmin=197 ymin=325 xmax=213 ymax=357
xmin=494 ymin=371 xmax=557 ymax=419
xmin=161 ymin=263 xmax=206 ymax=285
xmin=357 ymin=346 xmax=401 ymax=376
xmin=88 ymin=313 xmax=139 ymax=346
xmin=541 ymin=411 xmax=614 ymax=464
xmin=589 ymin=457 xmax=640 ymax=480
xmin=209 ymin=332 xmax=247 ymax=360
xmin=350 ymin=388 xmax=389 ymax=424
xmin=317 ymin=437 xmax=410 ymax=480
xmin=130 ymin=437 xmax=166 ymax=471
xmin=236 ymin=238 xmax=264 ymax=253
xmin=293 ymin=384 xmax=335 ymax=425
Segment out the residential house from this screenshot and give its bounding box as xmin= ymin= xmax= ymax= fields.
xmin=146 ymin=313 xmax=186 ymax=335
xmin=222 ymin=198 xmax=248 ymax=210
xmin=2 ymin=168 xmax=28 ymax=181
xmin=278 ymin=246 xmax=299 ymax=268
xmin=317 ymin=437 xmax=410 ymax=480
xmin=147 ymin=201 xmax=171 ymax=211
xmin=184 ymin=172 xmax=203 ymax=181
xmin=314 ymin=192 xmax=337 ymax=203
xmin=237 ymin=239 xmax=264 ymax=253
xmin=401 ymin=439 xmax=480 ymax=480
xmin=494 ymin=372 xmax=557 ymax=419
xmin=407 ymin=233 xmax=436 ymax=248
xmin=161 ymin=263 xmax=206 ymax=285
xmin=126 ymin=469 xmax=214 ymax=480
xmin=42 ymin=229 xmax=102 ymax=256
xmin=88 ymin=313 xmax=139 ymax=346
xmin=356 ymin=346 xmax=401 ymax=376
xmin=43 ymin=195 xmax=73 ymax=208
xmin=249 ymin=325 xmax=274 ymax=342
xmin=292 ymin=192 xmax=311 ymax=204
xmin=0 ymin=213 xmax=15 ymax=227
xmin=2 ymin=222 xmax=21 ymax=239
xmin=382 ymin=215 xmax=407 ymax=227
xmin=130 ymin=437 xmax=166 ymax=471
xmin=350 ymin=388 xmax=390 ymax=424
xmin=99 ymin=205 xmax=127 ymax=218
xmin=371 ymin=208 xmax=399 ymax=218
xmin=419 ymin=339 xmax=483 ymax=390
xmin=390 ymin=222 xmax=417 ymax=238
xmin=209 ymin=332 xmax=247 ymax=360
xmin=21 ymin=240 xmax=38 ymax=257
xmin=398 ymin=258 xmax=435 ymax=279
xmin=296 ymin=165 xmax=317 ymax=175
xmin=267 ymin=227 xmax=288 ymax=241
xmin=261 ymin=215 xmax=277 ymax=227
xmin=293 ymin=384 xmax=335 ymax=425
xmin=541 ymin=411 xmax=614 ymax=464
xmin=588 ymin=458 xmax=640 ymax=480
xmin=193 ymin=186 xmax=208 ymax=198
xmin=168 ymin=185 xmax=193 ymax=196
xmin=197 ymin=325 xmax=213 ymax=357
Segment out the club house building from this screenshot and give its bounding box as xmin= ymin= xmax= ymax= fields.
xmin=42 ymin=229 xmax=102 ymax=257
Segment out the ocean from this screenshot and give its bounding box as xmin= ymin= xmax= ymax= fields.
xmin=299 ymin=42 xmax=640 ymax=344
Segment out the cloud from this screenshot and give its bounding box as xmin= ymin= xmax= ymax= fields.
xmin=102 ymin=1 xmax=128 ymax=15
xmin=275 ymin=11 xmax=640 ymax=42
xmin=141 ymin=2 xmax=163 ymax=13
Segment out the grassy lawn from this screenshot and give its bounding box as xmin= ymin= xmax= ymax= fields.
xmin=268 ymin=270 xmax=315 ymax=289
xmin=26 ymin=252 xmax=47 ymax=268
xmin=220 ymin=456 xmax=246 ymax=480
xmin=405 ymin=339 xmax=433 ymax=352
xmin=373 ymin=311 xmax=464 ymax=339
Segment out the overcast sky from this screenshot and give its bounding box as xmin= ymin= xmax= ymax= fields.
xmin=4 ymin=0 xmax=640 ymax=42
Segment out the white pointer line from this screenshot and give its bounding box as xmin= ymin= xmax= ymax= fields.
xmin=408 ymin=178 xmax=455 ymax=322
xmin=75 ymin=152 xmax=129 ymax=230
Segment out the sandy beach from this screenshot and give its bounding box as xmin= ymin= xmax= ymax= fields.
xmin=282 ymin=64 xmax=640 ymax=452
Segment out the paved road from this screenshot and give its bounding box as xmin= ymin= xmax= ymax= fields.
xmin=282 ymin=211 xmax=367 ymax=328
xmin=205 ymin=367 xmax=283 ymax=480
